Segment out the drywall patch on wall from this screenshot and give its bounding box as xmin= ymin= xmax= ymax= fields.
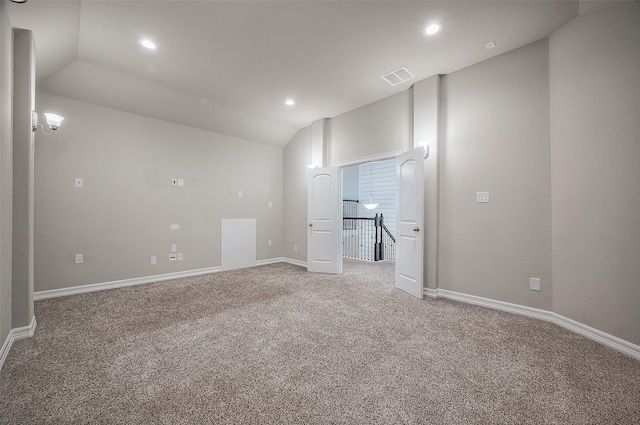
xmin=221 ymin=219 xmax=257 ymax=271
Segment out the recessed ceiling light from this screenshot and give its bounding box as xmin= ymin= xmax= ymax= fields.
xmin=139 ymin=39 xmax=157 ymax=50
xmin=424 ymin=24 xmax=442 ymax=36
xmin=285 ymin=99 xmax=295 ymax=106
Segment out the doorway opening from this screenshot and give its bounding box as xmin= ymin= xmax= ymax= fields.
xmin=340 ymin=158 xmax=396 ymax=283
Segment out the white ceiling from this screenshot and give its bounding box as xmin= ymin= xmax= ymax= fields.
xmin=7 ymin=0 xmax=580 ymax=147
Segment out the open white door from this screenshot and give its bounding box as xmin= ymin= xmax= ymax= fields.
xmin=307 ymin=167 xmax=342 ymax=274
xmin=395 ymin=147 xmax=425 ymax=298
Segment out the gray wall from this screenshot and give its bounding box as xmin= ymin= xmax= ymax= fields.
xmin=282 ymin=127 xmax=311 ymax=263
xmin=0 ymin=2 xmax=13 ymax=346
xmin=326 ymin=90 xmax=412 ymax=166
xmin=549 ymin=3 xmax=640 ymax=344
xmin=439 ymin=39 xmax=553 ymax=310
xmin=35 ymin=93 xmax=284 ymax=292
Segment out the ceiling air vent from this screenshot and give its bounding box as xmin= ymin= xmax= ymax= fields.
xmin=381 ymin=67 xmax=415 ymax=86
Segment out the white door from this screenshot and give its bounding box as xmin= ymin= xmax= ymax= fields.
xmin=307 ymin=167 xmax=342 ymax=274
xmin=395 ymin=147 xmax=425 ymax=298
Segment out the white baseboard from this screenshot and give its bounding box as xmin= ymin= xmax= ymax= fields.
xmin=34 ymin=266 xmax=222 ymax=301
xmin=255 ymin=257 xmax=285 ymax=266
xmin=282 ymin=257 xmax=307 ymax=268
xmin=33 ymin=258 xmax=300 ymax=301
xmin=424 ymin=288 xmax=640 ymax=361
xmin=0 ymin=315 xmax=37 ymax=372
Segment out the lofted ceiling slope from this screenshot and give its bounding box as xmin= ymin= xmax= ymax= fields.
xmin=7 ymin=0 xmax=580 ymax=147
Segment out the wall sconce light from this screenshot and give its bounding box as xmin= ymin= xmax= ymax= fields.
xmin=32 ymin=111 xmax=64 ymax=135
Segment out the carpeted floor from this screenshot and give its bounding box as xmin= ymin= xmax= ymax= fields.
xmin=1 ymin=259 xmax=639 ymax=424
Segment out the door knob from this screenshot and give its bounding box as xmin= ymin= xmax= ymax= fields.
xmin=309 ymin=223 xmax=313 ymax=227
xmin=413 ymin=227 xmax=420 ymax=232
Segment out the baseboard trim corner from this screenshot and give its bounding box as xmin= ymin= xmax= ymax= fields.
xmin=424 ymin=288 xmax=640 ymax=361
xmin=282 ymin=257 xmax=307 ymax=268
xmin=0 ymin=315 xmax=37 ymax=372
xmin=255 ymin=257 xmax=285 ymax=266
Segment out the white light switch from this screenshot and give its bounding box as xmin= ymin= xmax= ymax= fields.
xmin=477 ymin=192 xmax=490 ymax=203
xmin=530 ymin=278 xmax=541 ymax=291
xmin=151 ymin=256 xmax=157 ymax=265
xmin=177 ymin=179 xmax=184 ymax=187
xmin=75 ymin=254 xmax=83 ymax=264
xmin=238 ymin=191 xmax=243 ymax=198
xmin=75 ymin=178 xmax=84 ymax=188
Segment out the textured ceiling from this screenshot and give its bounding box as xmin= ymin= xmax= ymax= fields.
xmin=7 ymin=0 xmax=579 ymax=147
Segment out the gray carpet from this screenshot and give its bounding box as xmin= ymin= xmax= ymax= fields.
xmin=1 ymin=259 xmax=639 ymax=424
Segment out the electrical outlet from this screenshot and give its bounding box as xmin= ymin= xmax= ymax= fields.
xmin=75 ymin=254 xmax=83 ymax=264
xmin=177 ymin=253 xmax=184 ymax=261
xmin=238 ymin=191 xmax=243 ymax=198
xmin=151 ymin=256 xmax=157 ymax=265
xmin=171 ymin=244 xmax=177 ymax=252
xmin=530 ymin=278 xmax=541 ymax=291
xmin=268 ymin=201 xmax=272 ymax=208
xmin=268 ymin=239 xmax=272 ymax=246
xmin=75 ymin=178 xmax=84 ymax=188
xmin=294 ymin=244 xmax=298 ymax=252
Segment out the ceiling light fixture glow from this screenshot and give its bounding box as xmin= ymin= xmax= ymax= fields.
xmin=285 ymin=99 xmax=295 ymax=106
xmin=424 ymin=24 xmax=442 ymax=36
xmin=140 ymin=39 xmax=157 ymax=50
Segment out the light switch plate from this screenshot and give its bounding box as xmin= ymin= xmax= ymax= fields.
xmin=530 ymin=278 xmax=541 ymax=291
xmin=477 ymin=192 xmax=489 ymax=203
xmin=75 ymin=178 xmax=84 ymax=188
xmin=170 ymin=224 xmax=180 ymax=230
xmin=75 ymin=254 xmax=83 ymax=264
